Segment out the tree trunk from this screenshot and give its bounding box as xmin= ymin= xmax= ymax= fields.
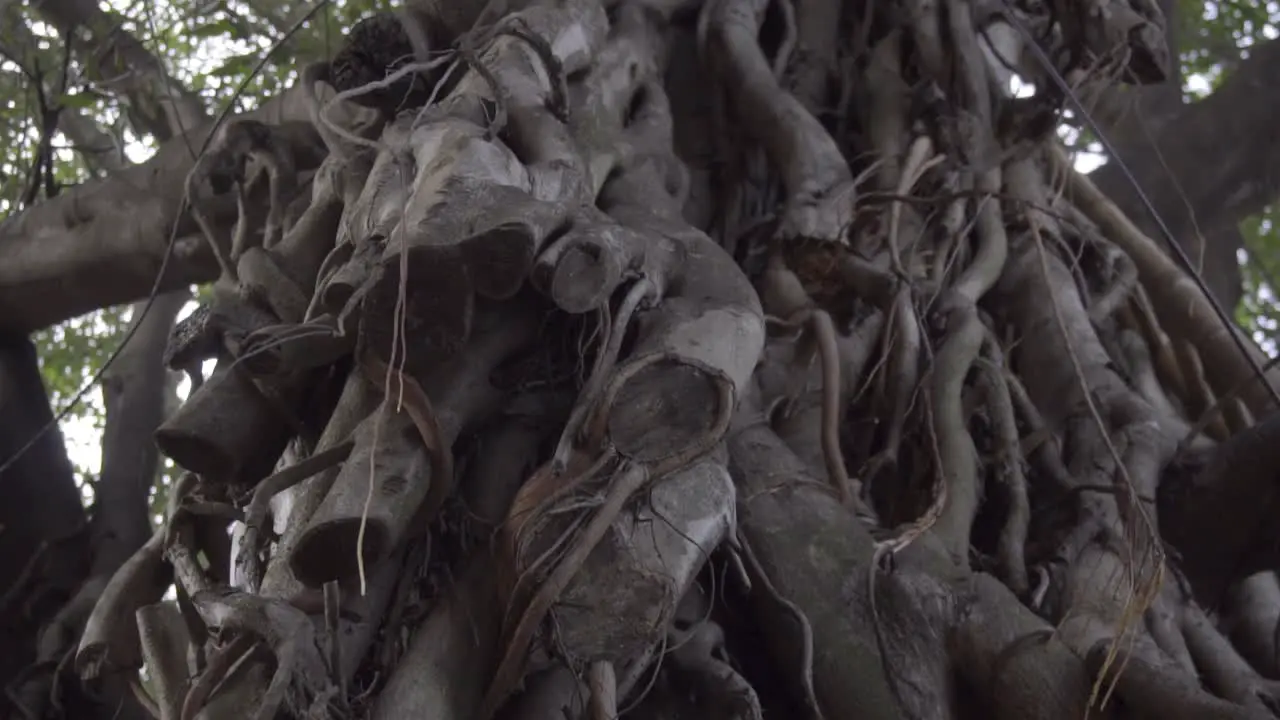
xmin=7 ymin=0 xmax=1280 ymax=719
xmin=0 ymin=333 xmax=89 ymax=703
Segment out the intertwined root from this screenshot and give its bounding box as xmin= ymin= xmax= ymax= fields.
xmin=51 ymin=1 xmax=1280 ymax=719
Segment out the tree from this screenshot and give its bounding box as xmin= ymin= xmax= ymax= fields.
xmin=4 ymin=0 xmax=1280 ymax=718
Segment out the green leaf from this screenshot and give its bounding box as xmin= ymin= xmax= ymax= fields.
xmin=58 ymin=93 xmax=98 ymax=111
xmin=193 ymin=282 xmax=216 ymax=305
xmin=190 ymin=18 xmax=236 ymax=39
xmin=209 ymin=52 xmax=256 ymax=79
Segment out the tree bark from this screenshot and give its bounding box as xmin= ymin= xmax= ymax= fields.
xmin=1079 ymin=0 xmax=1242 ymax=312
xmin=89 ymin=293 xmax=188 ymax=575
xmin=0 ymin=83 xmax=347 ymax=331
xmin=8 ymin=1 xmax=1280 ymax=719
xmin=6 ymin=3 xmax=1279 ymax=334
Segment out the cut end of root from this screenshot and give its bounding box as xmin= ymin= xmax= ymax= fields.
xmin=606 ymin=358 xmax=723 ymax=462
xmin=462 ymin=224 xmax=540 ymax=302
xmin=154 ymin=428 xmax=235 ymax=483
xmin=73 ymin=645 xmax=107 ymax=680
xmin=550 ymin=243 xmax=618 ymax=314
xmin=290 ymin=518 xmax=389 ymax=588
xmin=362 ymin=253 xmax=475 ymax=372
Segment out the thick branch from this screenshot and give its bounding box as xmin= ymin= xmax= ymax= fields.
xmin=0 ymin=82 xmax=343 ymax=332
xmin=90 ymin=291 xmax=187 ymax=575
xmin=1089 ymin=36 xmax=1280 ymax=310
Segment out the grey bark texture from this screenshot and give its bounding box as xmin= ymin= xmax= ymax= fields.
xmin=4 ymin=0 xmax=1280 ymax=719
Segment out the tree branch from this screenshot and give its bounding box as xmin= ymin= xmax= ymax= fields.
xmin=0 ymin=19 xmax=130 ymax=174
xmin=1090 ymin=35 xmax=1280 ymax=311
xmin=90 ymin=291 xmax=188 ymax=575
xmin=0 ymin=81 xmax=339 ymax=332
xmin=31 ymin=0 xmax=207 ymax=140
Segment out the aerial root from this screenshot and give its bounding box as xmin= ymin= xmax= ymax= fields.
xmin=54 ymin=0 xmax=1280 ymax=718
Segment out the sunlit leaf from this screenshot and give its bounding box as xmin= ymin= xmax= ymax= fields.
xmin=209 ymin=51 xmax=258 ymax=79
xmin=191 ymin=18 xmax=237 ymax=39
xmin=58 ymin=92 xmax=98 ymax=111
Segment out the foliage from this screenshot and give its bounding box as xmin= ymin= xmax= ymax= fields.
xmin=30 ymin=305 xmax=130 ymax=497
xmin=1237 ymin=207 xmax=1280 ymax=351
xmin=1180 ymin=0 xmax=1280 ymax=92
